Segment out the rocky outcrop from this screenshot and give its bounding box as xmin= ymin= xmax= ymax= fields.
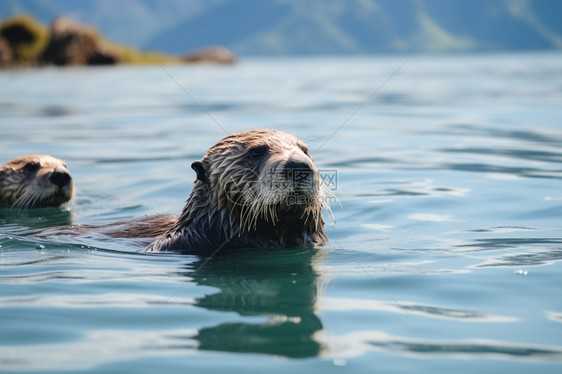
xmin=0 ymin=15 xmax=237 ymax=68
xmin=0 ymin=15 xmax=46 ymax=67
xmin=0 ymin=37 xmax=12 ymax=67
xmin=39 ymin=17 xmax=118 ymax=66
xmin=181 ymin=46 xmax=237 ymax=64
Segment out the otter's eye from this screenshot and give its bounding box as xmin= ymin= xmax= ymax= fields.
xmin=248 ymin=145 xmax=268 ymax=160
xmin=300 ymin=146 xmax=311 ymax=156
xmin=23 ymin=162 xmax=40 ymax=173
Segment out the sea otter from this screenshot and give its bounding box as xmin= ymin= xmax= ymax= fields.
xmin=0 ymin=155 xmax=74 ymax=209
xmin=107 ymin=129 xmax=329 ymax=253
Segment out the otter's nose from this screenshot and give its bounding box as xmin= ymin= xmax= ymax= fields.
xmin=285 ymin=161 xmax=313 ymax=188
xmin=285 ymin=160 xmax=312 ymax=173
xmin=50 ymin=170 xmax=71 ymax=188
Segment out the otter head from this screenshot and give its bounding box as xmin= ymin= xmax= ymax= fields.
xmin=192 ymin=129 xmax=326 ymax=235
xmin=0 ymin=155 xmax=74 ymax=209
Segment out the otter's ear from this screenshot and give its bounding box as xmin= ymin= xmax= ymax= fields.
xmin=191 ymin=161 xmax=206 ymax=182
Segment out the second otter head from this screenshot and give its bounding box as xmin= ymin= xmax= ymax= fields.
xmin=191 ymin=129 xmax=324 ymax=230
xmin=0 ymin=155 xmax=74 ymax=209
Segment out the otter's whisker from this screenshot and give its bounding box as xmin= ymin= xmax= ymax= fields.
xmin=13 ymin=195 xmax=27 ymax=209
xmin=14 ymin=191 xmax=34 ymax=209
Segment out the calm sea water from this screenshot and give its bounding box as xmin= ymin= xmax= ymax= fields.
xmin=1 ymin=53 xmax=562 ymax=373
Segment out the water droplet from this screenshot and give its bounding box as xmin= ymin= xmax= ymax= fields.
xmin=36 ymin=244 xmax=45 ymax=250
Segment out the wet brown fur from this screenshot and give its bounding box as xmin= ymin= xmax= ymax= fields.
xmin=0 ymin=155 xmax=74 ymax=209
xmin=110 ymin=129 xmax=329 ymax=253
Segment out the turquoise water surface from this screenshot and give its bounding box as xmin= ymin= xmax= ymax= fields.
xmin=1 ymin=54 xmax=562 ymax=373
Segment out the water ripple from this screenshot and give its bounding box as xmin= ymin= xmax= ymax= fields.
xmin=440 ymin=162 xmax=562 ymax=180
xmin=331 ymin=331 xmax=562 ymax=361
xmin=322 ymin=297 xmax=516 ymax=322
xmin=545 ymin=311 xmax=562 ymax=323
xmin=0 ymin=293 xmax=195 ymax=308
xmin=456 ymin=238 xmax=562 ymax=251
xmin=441 ymin=147 xmax=562 ymax=164
xmin=475 ymin=249 xmax=562 ymax=268
xmin=364 ymin=333 xmax=562 ymax=360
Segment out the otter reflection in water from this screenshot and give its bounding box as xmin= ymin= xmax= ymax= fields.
xmin=184 ymin=248 xmax=325 ymax=358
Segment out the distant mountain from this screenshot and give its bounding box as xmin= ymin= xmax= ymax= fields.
xmin=2 ymin=0 xmax=561 ymax=55
xmin=146 ymin=0 xmax=562 ymax=55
